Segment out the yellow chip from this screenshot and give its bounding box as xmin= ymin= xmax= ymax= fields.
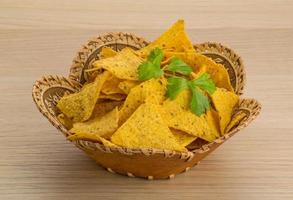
xmin=111 ymin=103 xmax=186 ymax=152
xmin=57 ymin=72 xmax=110 ymax=122
xmin=225 ymin=111 xmax=247 ymax=133
xmin=91 ymin=100 xmax=123 ymax=119
xmin=69 ymin=107 xmax=119 ymax=139
xmin=101 ymin=75 xmax=125 ymax=95
xmin=57 ymin=113 xmax=73 ymax=129
xmin=162 ymin=90 xmax=220 ymax=142
xmin=139 ymin=20 xmax=195 ymax=57
xmin=171 ymin=128 xmax=197 ymax=147
xmin=68 ymin=133 xmax=118 ymax=147
xmin=118 ymin=78 xmax=167 ymax=125
xmin=139 ymin=20 xmax=192 ymax=56
xmin=118 ymin=80 xmax=139 ymax=94
xmin=100 ymin=47 xmax=117 ymax=59
xmin=91 ymin=48 xmax=143 ymax=80
xmin=211 ymin=88 xmax=239 ymax=135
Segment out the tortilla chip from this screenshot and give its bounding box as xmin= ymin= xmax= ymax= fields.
xmin=57 ymin=72 xmax=110 ymax=122
xmin=225 ymin=112 xmax=247 ymax=133
xmin=211 ymin=88 xmax=239 ymax=135
xmin=118 ymin=80 xmax=139 ymax=94
xmin=57 ymin=113 xmax=73 ymax=129
xmin=101 ymin=75 xmax=125 ymax=95
xmin=139 ymin=20 xmax=193 ymax=56
xmin=69 ymin=107 xmax=119 ymax=139
xmin=111 ymin=103 xmax=186 ymax=152
xmin=162 ymin=90 xmax=220 ymax=142
xmin=99 ymin=93 xmax=126 ymax=101
xmin=100 ymin=47 xmax=117 ymax=59
xmin=91 ymin=48 xmax=143 ymax=80
xmin=171 ymin=128 xmax=197 ymax=147
xmin=118 ymin=78 xmax=167 ymax=125
xmin=91 ymin=100 xmax=123 ymax=119
xmin=68 ymin=133 xmax=118 ymax=147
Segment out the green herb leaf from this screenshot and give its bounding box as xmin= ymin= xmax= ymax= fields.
xmin=189 ymin=72 xmax=216 ymax=94
xmin=138 ymin=48 xmax=164 ymax=81
xmin=166 ymin=76 xmax=189 ymax=100
xmin=190 ymin=87 xmax=211 ymax=116
xmin=166 ymin=57 xmax=193 ymax=75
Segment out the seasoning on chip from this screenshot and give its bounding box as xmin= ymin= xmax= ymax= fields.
xmin=211 ymin=88 xmax=239 ymax=135
xmin=57 ymin=71 xmax=110 ymax=122
xmin=162 ymin=90 xmax=219 ymax=142
xmin=118 ymin=78 xmax=167 ymax=125
xmin=111 ymin=103 xmax=186 ymax=152
xmin=118 ymin=80 xmax=139 ymax=94
xmin=69 ymin=107 xmax=119 ymax=139
xmin=91 ymin=48 xmax=143 ymax=80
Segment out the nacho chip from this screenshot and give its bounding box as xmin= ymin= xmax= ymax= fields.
xmin=68 ymin=133 xmax=118 ymax=147
xmin=211 ymin=88 xmax=239 ymax=135
xmin=101 ymin=75 xmax=124 ymax=95
xmin=91 ymin=48 xmax=143 ymax=80
xmin=57 ymin=113 xmax=73 ymax=129
xmin=91 ymin=100 xmax=123 ymax=119
xmin=57 ymin=72 xmax=110 ymax=122
xmin=139 ymin=20 xmax=195 ymax=56
xmin=225 ymin=111 xmax=247 ymax=133
xmin=171 ymin=128 xmax=197 ymax=147
xmin=162 ymin=90 xmax=220 ymax=142
xmin=69 ymin=107 xmax=119 ymax=139
xmin=100 ymin=47 xmax=117 ymax=59
xmin=111 ymin=103 xmax=186 ymax=152
xmin=118 ymin=78 xmax=167 ymax=125
xmin=118 ymin=80 xmax=139 ymax=94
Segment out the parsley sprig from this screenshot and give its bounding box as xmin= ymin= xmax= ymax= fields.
xmin=138 ymin=48 xmax=216 ymax=116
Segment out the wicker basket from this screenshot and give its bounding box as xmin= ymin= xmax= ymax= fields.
xmin=32 ymin=32 xmax=261 ymax=179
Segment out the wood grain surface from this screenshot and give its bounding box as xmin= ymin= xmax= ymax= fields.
xmin=0 ymin=0 xmax=293 ymax=199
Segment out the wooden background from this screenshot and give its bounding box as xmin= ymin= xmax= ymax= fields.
xmin=1 ymin=0 xmax=293 ymax=199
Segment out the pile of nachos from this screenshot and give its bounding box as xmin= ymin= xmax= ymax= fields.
xmin=56 ymin=20 xmax=243 ymax=152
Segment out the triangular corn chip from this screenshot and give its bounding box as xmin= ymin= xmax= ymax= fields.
xmin=91 ymin=48 xmax=143 ymax=80
xmin=111 ymin=103 xmax=186 ymax=152
xmin=118 ymin=78 xmax=167 ymax=125
xmin=68 ymin=133 xmax=118 ymax=147
xmin=69 ymin=107 xmax=119 ymax=139
xmin=162 ymin=90 xmax=220 ymax=142
xmin=57 ymin=72 xmax=110 ymax=122
xmin=57 ymin=113 xmax=73 ymax=129
xmin=211 ymin=88 xmax=239 ymax=135
xmin=139 ymin=20 xmax=195 ymax=56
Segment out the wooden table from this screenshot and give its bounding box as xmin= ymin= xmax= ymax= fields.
xmin=1 ymin=0 xmax=293 ymax=199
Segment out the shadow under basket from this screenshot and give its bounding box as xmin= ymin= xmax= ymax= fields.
xmin=32 ymin=32 xmax=261 ymax=179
